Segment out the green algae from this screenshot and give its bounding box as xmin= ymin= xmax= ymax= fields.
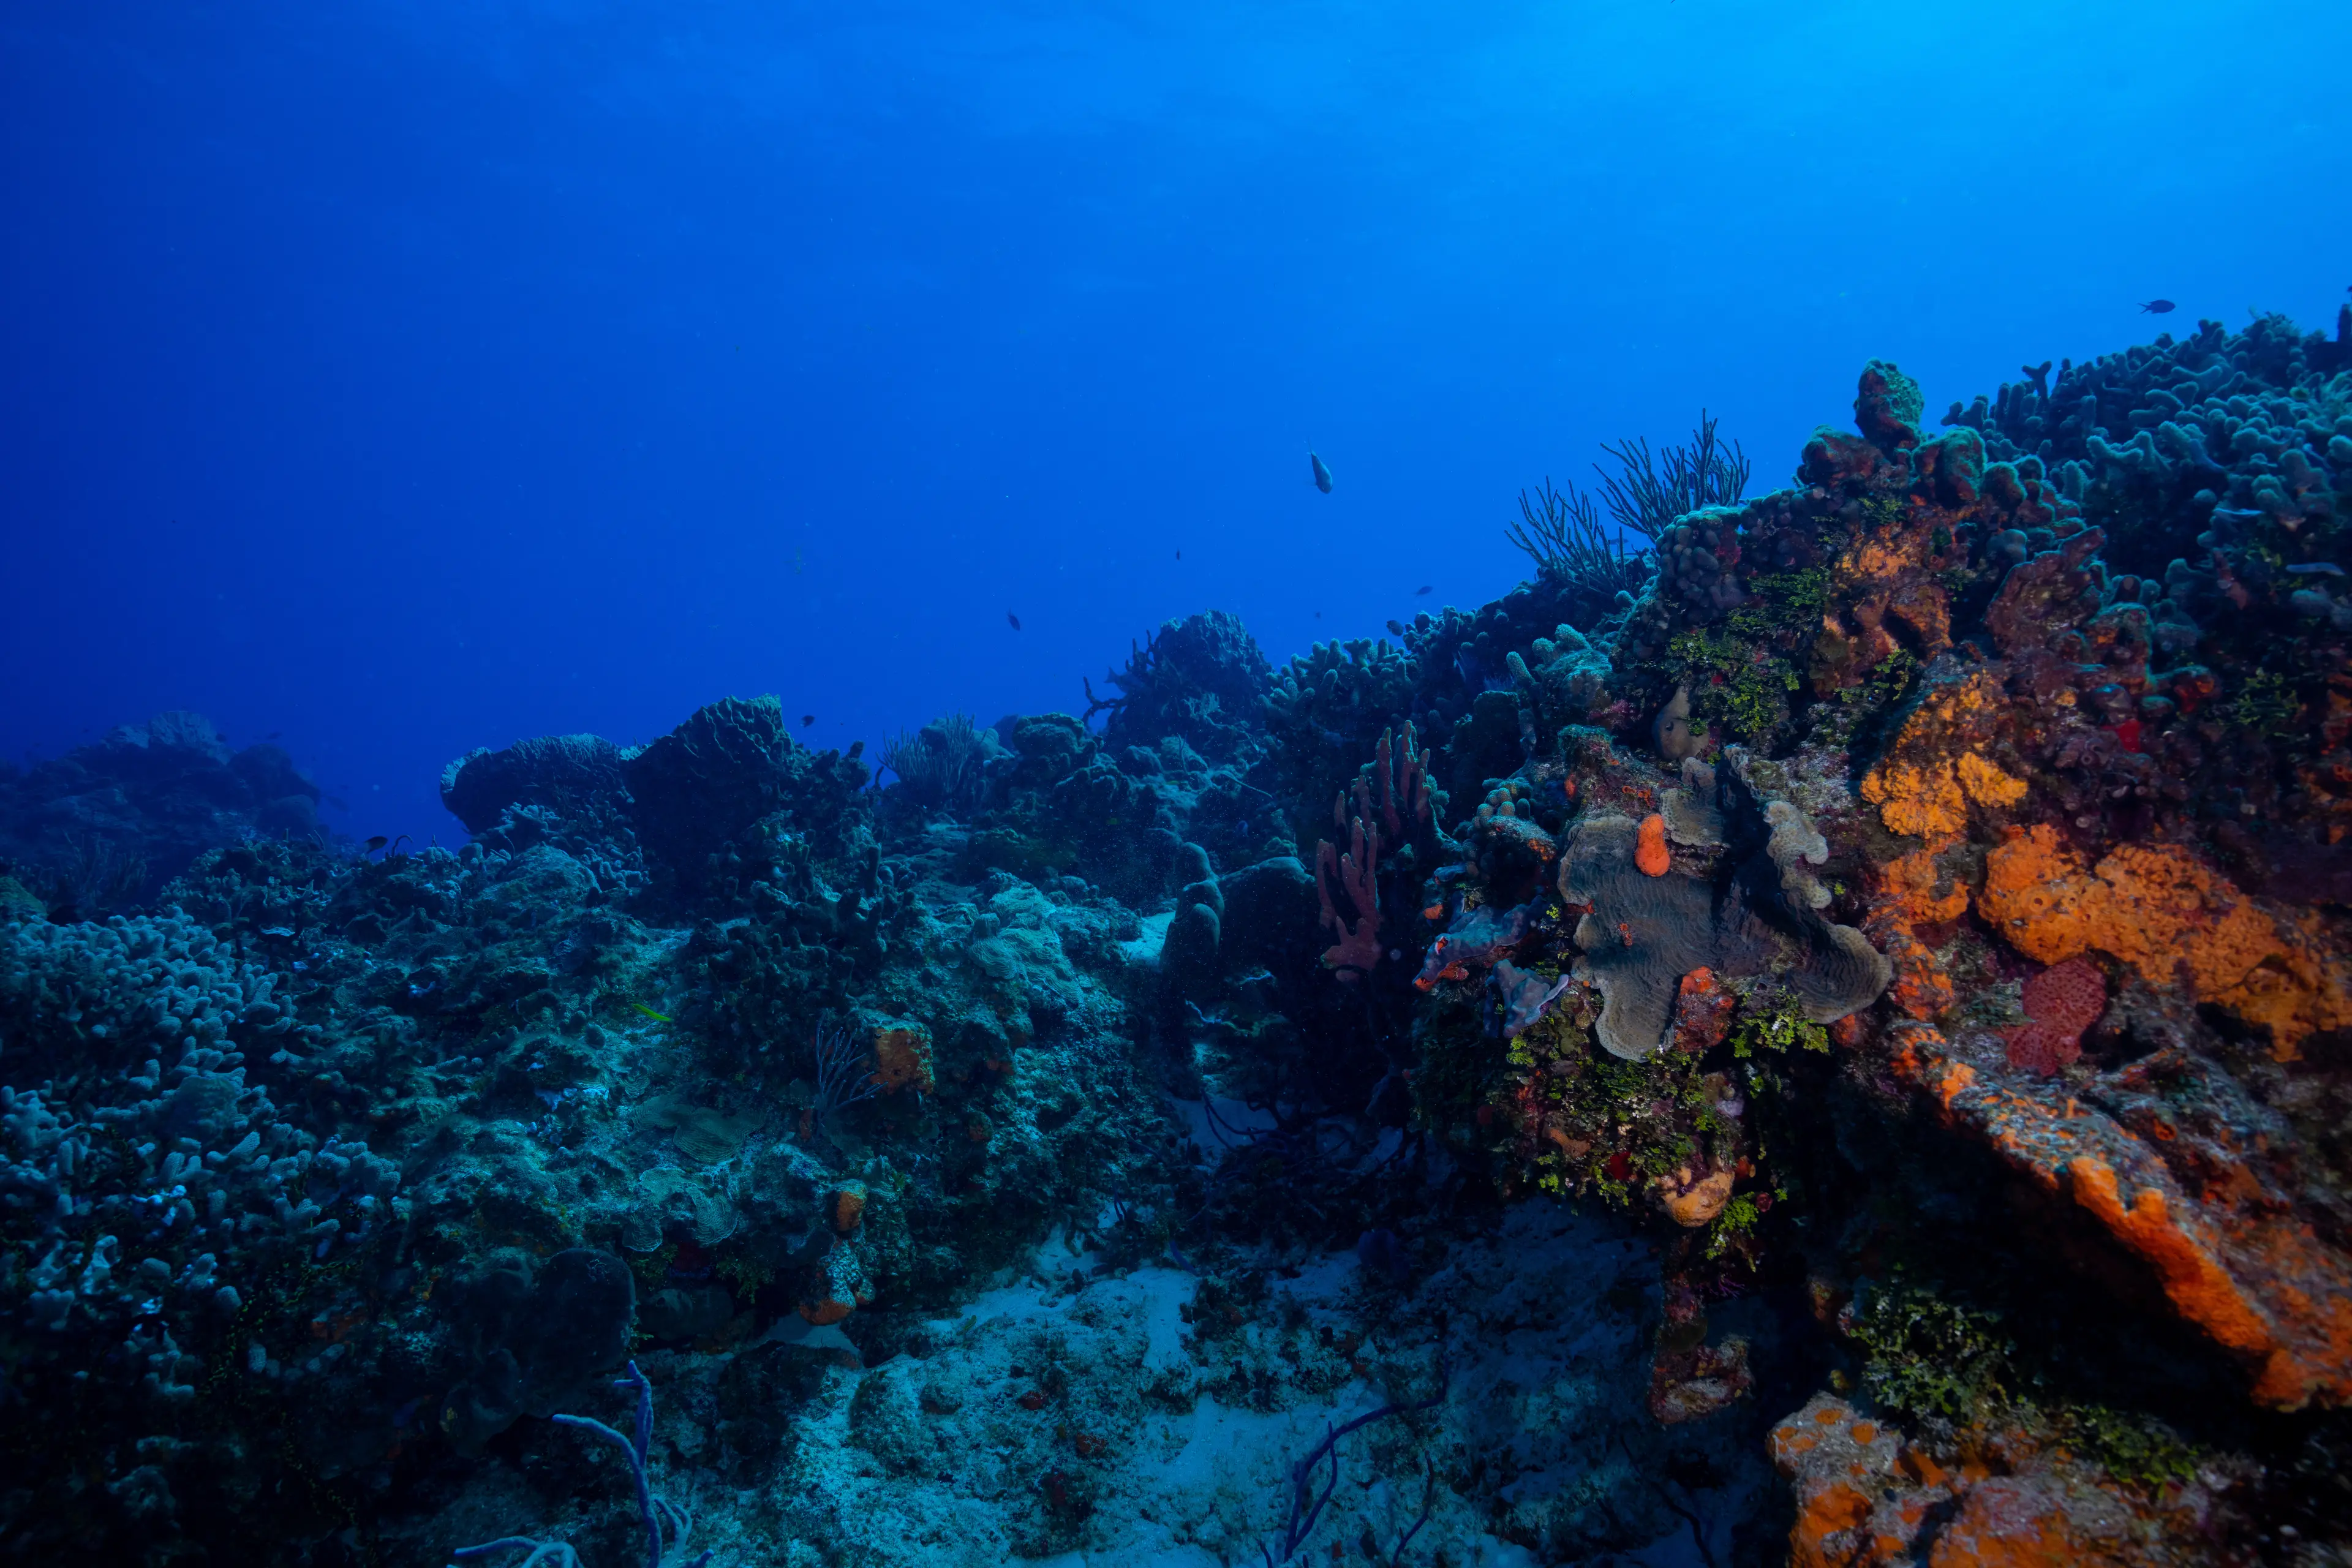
xmin=1728 ymin=991 xmax=1830 ymax=1058
xmin=1847 ymin=1279 xmax=2017 ymax=1424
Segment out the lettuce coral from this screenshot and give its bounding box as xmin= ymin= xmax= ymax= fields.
xmin=1559 ymin=809 xmax=1888 ymax=1059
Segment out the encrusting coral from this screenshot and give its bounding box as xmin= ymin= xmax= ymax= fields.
xmin=1978 ymin=822 xmax=2352 ymax=1060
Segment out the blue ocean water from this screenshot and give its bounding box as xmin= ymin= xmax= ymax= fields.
xmin=4 ymin=0 xmax=2347 ymax=840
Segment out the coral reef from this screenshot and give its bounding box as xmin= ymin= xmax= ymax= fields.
xmin=10 ymin=308 xmax=2352 ymax=1565
xmin=0 ymin=713 xmax=323 ymax=913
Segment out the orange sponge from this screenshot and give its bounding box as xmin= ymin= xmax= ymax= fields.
xmin=1635 ymin=813 xmax=1670 ymax=877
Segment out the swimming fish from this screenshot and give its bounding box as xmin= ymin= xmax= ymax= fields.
xmin=364 ymin=835 xmax=387 ymax=853
xmin=632 ymin=1001 xmax=673 ymax=1023
xmin=2139 ymin=299 xmax=2176 ymax=314
xmin=801 ymin=714 xmax=816 ymax=726
xmin=1414 ymin=585 xmax=1433 ymax=596
xmin=1007 ymin=612 xmax=1022 ymax=631
xmin=2288 ymin=562 xmax=2346 ymax=577
xmin=1310 ymin=452 xmax=1333 ymax=494
xmin=1386 ymin=619 xmax=1406 ymax=635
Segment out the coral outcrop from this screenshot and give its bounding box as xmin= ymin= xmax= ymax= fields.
xmin=0 ymin=713 xmax=323 ymax=914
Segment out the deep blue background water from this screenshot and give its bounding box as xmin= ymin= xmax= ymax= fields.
xmin=4 ymin=1 xmax=2348 ymax=843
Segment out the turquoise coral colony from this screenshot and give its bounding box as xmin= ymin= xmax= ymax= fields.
xmin=6 ymin=306 xmax=2352 ymax=1566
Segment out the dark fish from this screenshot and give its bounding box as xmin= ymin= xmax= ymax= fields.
xmin=1007 ymin=611 xmax=1022 ymax=631
xmin=1385 ymin=619 xmax=1406 ymax=635
xmin=2139 ymin=299 xmax=2176 ymax=314
xmin=1414 ymin=585 xmax=1433 ymax=596
xmin=1313 ymin=610 xmax=1322 ymax=619
xmin=365 ymin=835 xmax=387 ymax=853
xmin=2288 ymin=562 xmax=2346 ymax=577
xmin=1310 ymin=452 xmax=1333 ymax=494
xmin=1175 ymin=549 xmax=1182 ymax=560
xmin=801 ymin=714 xmax=816 ymax=726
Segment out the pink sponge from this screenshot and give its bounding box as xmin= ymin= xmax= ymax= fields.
xmin=2005 ymin=959 xmax=2108 ymax=1075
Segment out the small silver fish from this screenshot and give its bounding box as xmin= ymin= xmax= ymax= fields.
xmin=2288 ymin=562 xmax=2346 ymax=577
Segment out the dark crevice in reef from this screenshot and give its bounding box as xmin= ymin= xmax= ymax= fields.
xmin=7 ymin=309 xmax=2352 ymax=1564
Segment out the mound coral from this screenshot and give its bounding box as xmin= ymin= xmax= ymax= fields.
xmin=441 ymin=732 xmax=632 ymax=836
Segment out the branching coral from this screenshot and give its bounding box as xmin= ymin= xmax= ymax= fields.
xmin=1593 ymin=412 xmax=1754 ymax=544
xmin=880 ymin=714 xmax=994 ymax=815
xmin=810 ymin=1020 xmax=881 ymax=1128
xmin=456 ymin=1361 xmax=713 ymax=1568
xmin=1504 ymin=623 xmax=1612 ymax=739
xmin=1504 ymin=478 xmax=1653 ymax=603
